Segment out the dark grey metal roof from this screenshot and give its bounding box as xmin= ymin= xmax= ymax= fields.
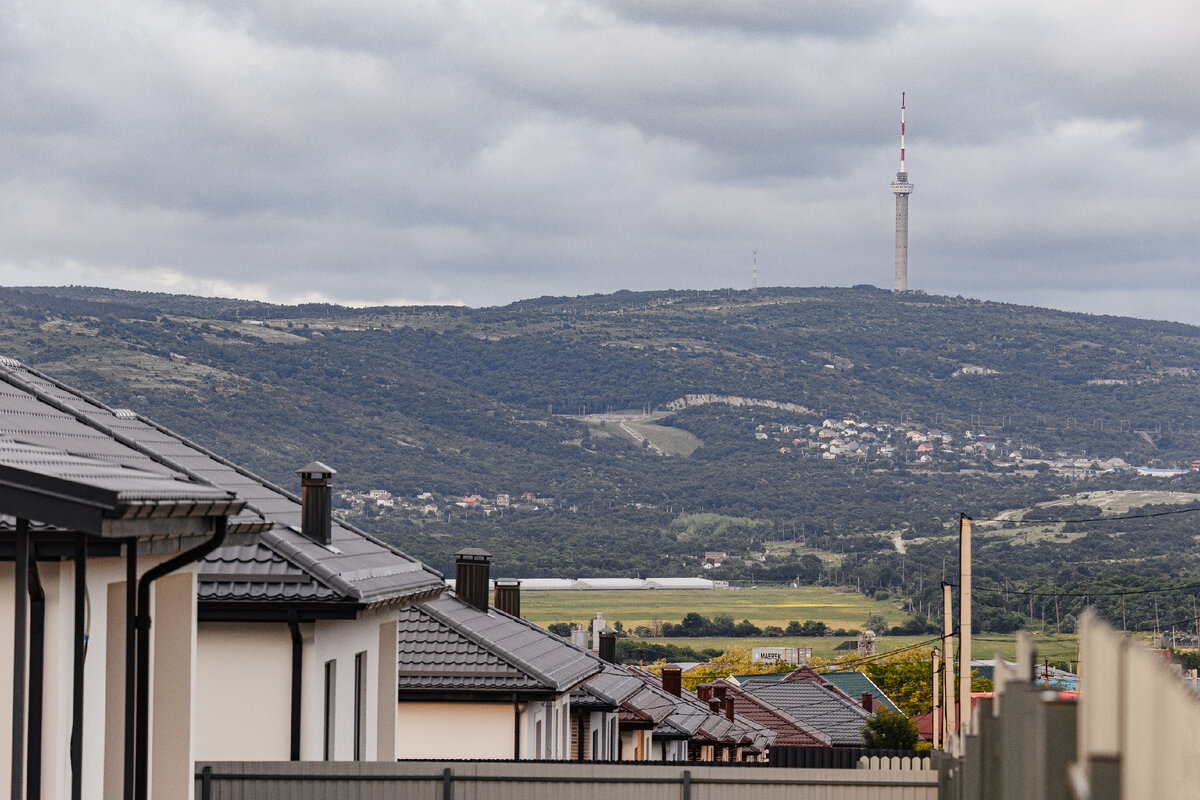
xmin=739 ymin=678 xmax=870 ymax=746
xmin=0 ymin=439 xmax=243 ymax=537
xmin=397 ymin=594 xmax=602 ymax=694
xmin=572 ymin=663 xmax=646 ymax=709
xmin=0 ymin=358 xmax=444 ymax=606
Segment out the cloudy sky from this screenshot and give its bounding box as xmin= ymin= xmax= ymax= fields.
xmin=3 ymin=1 xmax=1200 ymax=322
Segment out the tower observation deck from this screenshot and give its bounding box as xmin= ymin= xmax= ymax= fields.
xmin=891 ymin=93 xmax=913 ymax=292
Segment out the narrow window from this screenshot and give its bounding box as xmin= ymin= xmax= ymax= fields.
xmin=323 ymin=660 xmax=337 ymax=760
xmin=535 ymin=719 xmax=542 ymax=760
xmin=353 ymin=651 xmax=368 ymax=760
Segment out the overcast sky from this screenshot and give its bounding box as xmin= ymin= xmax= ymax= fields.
xmin=3 ymin=1 xmax=1200 ymax=322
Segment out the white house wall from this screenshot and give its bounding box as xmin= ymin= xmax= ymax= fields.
xmin=195 ymin=622 xmax=292 ymax=761
xmin=523 ymin=695 xmax=571 ymax=760
xmin=308 ymin=606 xmax=400 ymax=761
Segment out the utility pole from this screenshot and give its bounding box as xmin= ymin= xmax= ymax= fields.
xmin=959 ymin=515 xmax=973 ymax=736
xmin=942 ymin=582 xmax=956 ymax=743
xmin=932 ymin=648 xmax=941 ymax=750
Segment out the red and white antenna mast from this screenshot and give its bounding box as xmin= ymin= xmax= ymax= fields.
xmin=890 ymin=91 xmax=914 ymax=292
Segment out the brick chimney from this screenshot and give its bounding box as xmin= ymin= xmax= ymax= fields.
xmin=723 ymin=697 xmax=735 ymax=722
xmin=455 ymin=548 xmax=492 ymax=612
xmin=861 ymin=692 xmax=876 ymax=712
xmin=297 ymin=462 xmax=336 ymax=546
xmin=696 ymin=684 xmax=712 ymax=702
xmin=662 ymin=665 xmax=682 ymax=698
xmin=708 ymin=699 xmax=721 ymax=714
xmin=494 ymin=579 xmax=521 ymax=617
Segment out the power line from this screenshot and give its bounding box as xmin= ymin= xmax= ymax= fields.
xmin=972 ymin=505 xmax=1200 ymax=526
xmin=948 ymin=580 xmax=1200 ymax=599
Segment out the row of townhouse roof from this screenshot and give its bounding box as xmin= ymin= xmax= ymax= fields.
xmin=0 ymin=357 xmax=903 ymax=799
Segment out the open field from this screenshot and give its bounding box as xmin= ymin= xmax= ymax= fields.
xmin=623 ymin=421 xmax=703 ymax=456
xmin=519 ymin=586 xmax=909 ymax=632
xmin=601 ymin=633 xmax=1079 ymax=667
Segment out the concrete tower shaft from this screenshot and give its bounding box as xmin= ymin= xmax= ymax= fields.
xmin=891 ymin=93 xmax=913 ymax=292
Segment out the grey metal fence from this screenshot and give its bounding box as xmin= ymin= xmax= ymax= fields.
xmin=197 ymin=760 xmax=938 ymax=800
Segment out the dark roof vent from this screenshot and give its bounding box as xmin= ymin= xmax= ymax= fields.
xmin=455 ymin=548 xmax=492 ymax=612
xmin=297 ymin=461 xmax=336 ymax=546
xmin=494 ymin=579 xmax=521 ymax=617
xmin=598 ymin=627 xmax=617 ymax=664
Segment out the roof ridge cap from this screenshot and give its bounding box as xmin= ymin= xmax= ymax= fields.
xmin=261 ymin=529 xmax=360 ymax=600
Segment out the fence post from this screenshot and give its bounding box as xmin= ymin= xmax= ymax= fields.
xmin=681 ymin=769 xmax=691 ymax=800
xmin=442 ymin=767 xmax=453 ymax=800
xmin=200 ymin=766 xmax=212 ymax=800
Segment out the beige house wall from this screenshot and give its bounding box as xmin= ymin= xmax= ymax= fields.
xmin=0 ymin=552 xmax=199 ymax=800
xmin=195 ymin=623 xmax=292 ymax=761
xmin=396 ymin=702 xmax=515 ymax=759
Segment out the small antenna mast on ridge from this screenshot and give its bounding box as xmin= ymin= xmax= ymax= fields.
xmin=753 ymin=250 xmax=758 ymax=291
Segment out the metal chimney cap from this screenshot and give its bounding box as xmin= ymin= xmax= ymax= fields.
xmin=455 ymin=547 xmax=492 ymax=561
xmin=297 ymin=461 xmax=337 ymax=477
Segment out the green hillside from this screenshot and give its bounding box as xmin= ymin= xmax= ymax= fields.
xmin=5 ymin=284 xmax=1200 ymax=635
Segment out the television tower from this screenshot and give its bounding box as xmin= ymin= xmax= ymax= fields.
xmin=891 ymin=92 xmax=914 ymax=292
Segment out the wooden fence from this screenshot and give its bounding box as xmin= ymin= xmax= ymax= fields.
xmin=196 ymin=760 xmax=938 ymax=800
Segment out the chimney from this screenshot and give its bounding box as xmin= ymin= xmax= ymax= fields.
xmin=696 ymin=684 xmax=712 ymax=702
xmin=708 ymin=699 xmax=721 ymax=714
xmin=570 ymin=625 xmax=589 ymax=649
xmin=712 ymin=684 xmax=727 ymax=700
xmin=598 ymin=627 xmax=617 ymax=663
xmin=861 ymin=692 xmax=875 ymax=712
xmin=724 ymin=697 xmax=735 ymax=722
xmin=297 ymin=462 xmax=336 ymax=545
xmin=494 ymin=579 xmax=521 ymax=617
xmin=661 ymin=665 xmax=682 ymax=698
xmin=591 ymin=613 xmax=607 ymax=650
xmin=455 ymin=548 xmax=492 ymax=612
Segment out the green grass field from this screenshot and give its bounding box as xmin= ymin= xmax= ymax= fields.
xmin=520 ymin=586 xmax=909 ymax=632
xmin=520 ymin=587 xmax=1080 ymax=666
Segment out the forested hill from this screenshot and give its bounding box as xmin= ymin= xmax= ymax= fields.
xmin=5 ymin=283 xmax=1200 ymax=633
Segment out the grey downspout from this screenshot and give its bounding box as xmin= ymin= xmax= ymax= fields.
xmin=10 ymin=517 xmax=29 ymax=800
xmin=133 ymin=517 xmax=227 ymax=800
xmin=122 ymin=539 xmax=136 ymax=800
xmin=27 ymin=544 xmax=45 ymax=800
xmin=512 ymin=693 xmax=520 ymax=760
xmin=288 ymin=612 xmax=302 ymax=761
xmin=71 ymin=534 xmax=87 ymax=800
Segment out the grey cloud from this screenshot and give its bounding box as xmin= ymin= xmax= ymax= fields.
xmin=598 ymin=0 xmax=913 ymax=38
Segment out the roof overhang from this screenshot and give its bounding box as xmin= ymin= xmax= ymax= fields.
xmin=0 ymin=460 xmax=244 ymax=539
xmin=197 ymin=601 xmax=362 ymax=623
